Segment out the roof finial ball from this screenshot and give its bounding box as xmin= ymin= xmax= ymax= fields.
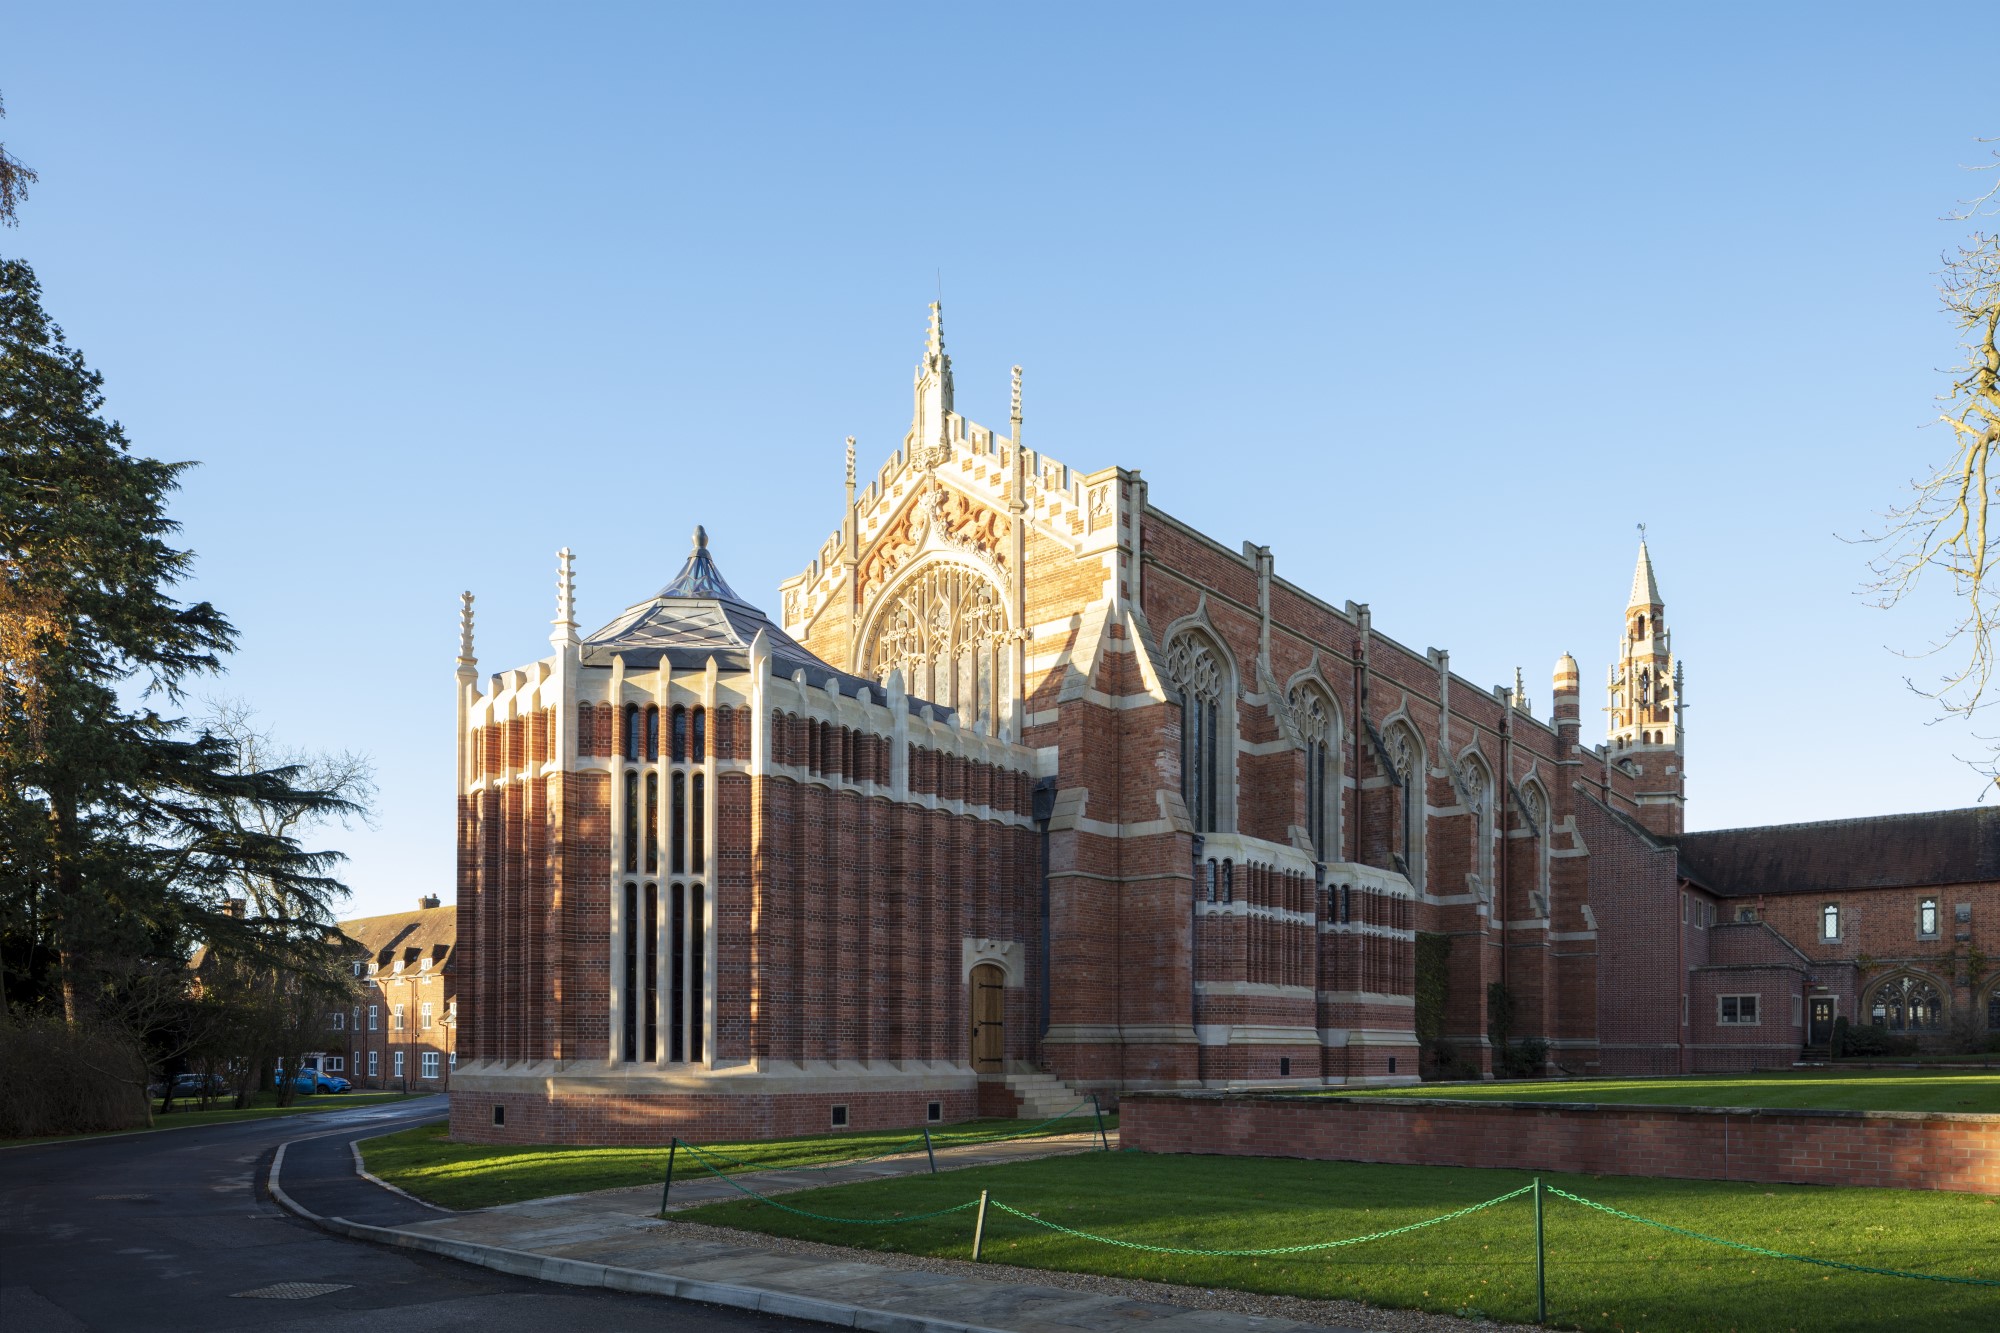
xmin=694 ymin=524 xmax=708 ymax=551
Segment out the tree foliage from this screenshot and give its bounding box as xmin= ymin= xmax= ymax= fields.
xmin=0 ymin=93 xmax=33 ymax=228
xmin=0 ymin=256 xmax=362 ymax=1049
xmin=1863 ymin=142 xmax=2000 ymax=769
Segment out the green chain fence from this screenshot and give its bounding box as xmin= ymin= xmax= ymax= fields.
xmin=666 ymin=1154 xmax=2000 ymax=1325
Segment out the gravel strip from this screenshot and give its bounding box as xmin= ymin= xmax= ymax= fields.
xmin=652 ymin=1216 xmax=1497 ymax=1333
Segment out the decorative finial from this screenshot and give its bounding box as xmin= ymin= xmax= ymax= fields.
xmin=457 ymin=591 xmax=477 ymax=672
xmin=1637 ymin=521 xmax=1647 ymax=540
xmin=552 ymin=549 xmax=578 ymax=645
xmin=845 ymin=436 xmax=856 ymax=489
xmin=693 ymin=524 xmax=708 ymax=551
xmin=926 ymin=301 xmax=944 ymax=358
xmin=1010 ymin=365 xmax=1022 ymax=423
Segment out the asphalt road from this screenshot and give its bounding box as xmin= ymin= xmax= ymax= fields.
xmin=0 ymin=1096 xmax=819 ymax=1332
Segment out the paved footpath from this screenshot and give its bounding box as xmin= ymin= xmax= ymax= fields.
xmin=275 ymin=1120 xmax=1399 ymax=1333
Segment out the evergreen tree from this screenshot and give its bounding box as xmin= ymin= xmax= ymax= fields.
xmin=0 ymin=256 xmax=354 ymax=1024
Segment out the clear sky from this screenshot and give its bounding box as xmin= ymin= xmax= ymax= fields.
xmin=6 ymin=5 xmax=1997 ymax=920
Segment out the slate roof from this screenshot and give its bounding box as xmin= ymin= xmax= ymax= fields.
xmin=579 ymin=527 xmax=945 ymax=718
xmin=340 ymin=904 xmax=457 ymax=974
xmin=1669 ymin=806 xmax=2000 ymax=897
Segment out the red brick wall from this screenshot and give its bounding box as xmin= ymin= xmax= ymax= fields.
xmin=1121 ymin=1091 xmax=2000 ymax=1194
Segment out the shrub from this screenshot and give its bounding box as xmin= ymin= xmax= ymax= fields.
xmin=0 ymin=1013 xmax=149 ymax=1139
xmin=1830 ymin=1015 xmax=1848 ymax=1058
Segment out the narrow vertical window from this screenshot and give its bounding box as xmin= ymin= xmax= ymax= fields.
xmin=621 ymin=881 xmax=638 ymax=1062
xmin=691 ymin=773 xmax=706 ymax=871
xmin=624 ymin=772 xmax=639 ymax=872
xmin=1822 ymin=903 xmax=1840 ymax=940
xmin=689 ymin=885 xmax=705 ymax=1063
xmin=624 ymin=703 xmax=641 ymax=762
xmin=1164 ymin=633 xmax=1225 ymax=834
xmin=669 ymin=883 xmax=687 ymax=1063
xmin=644 ymin=883 xmax=659 ymax=1062
xmin=645 ymin=705 xmax=659 ymax=761
xmin=645 ymin=772 xmax=659 ymax=873
xmin=671 ymin=705 xmax=688 ymax=763
xmin=671 ymin=772 xmax=686 ymax=874
xmin=1919 ymin=898 xmax=1939 ymax=938
xmin=692 ymin=706 xmax=706 ymax=762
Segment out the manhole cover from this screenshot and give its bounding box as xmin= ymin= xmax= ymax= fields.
xmin=230 ymin=1283 xmax=352 ymax=1300
xmin=93 ymin=1194 xmax=151 ymax=1201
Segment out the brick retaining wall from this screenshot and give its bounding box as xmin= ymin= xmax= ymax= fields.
xmin=1120 ymin=1091 xmax=2000 ymax=1194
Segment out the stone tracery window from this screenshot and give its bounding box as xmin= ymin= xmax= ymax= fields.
xmin=1165 ymin=632 xmax=1226 ymax=833
xmin=867 ymin=563 xmax=1010 ymax=732
xmin=1460 ymin=752 xmax=1494 ymax=899
xmin=1291 ymin=684 xmax=1339 ymax=860
xmin=1869 ymin=974 xmax=1943 ymax=1032
xmin=1382 ymin=721 xmax=1424 ymax=891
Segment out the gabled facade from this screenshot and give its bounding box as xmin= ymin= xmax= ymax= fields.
xmin=453 ymin=306 xmax=1716 ymax=1144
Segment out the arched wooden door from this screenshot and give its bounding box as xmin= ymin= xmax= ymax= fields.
xmin=970 ymin=964 xmax=1005 ymax=1071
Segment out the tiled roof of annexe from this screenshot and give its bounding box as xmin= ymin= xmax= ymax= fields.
xmin=1669 ymin=806 xmax=2000 ymax=897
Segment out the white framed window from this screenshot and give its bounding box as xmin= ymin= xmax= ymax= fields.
xmin=392 ymin=1004 xmax=406 ymax=1032
xmin=421 ymin=1052 xmax=440 ymax=1079
xmin=393 ymin=1051 xmax=405 ymax=1078
xmin=323 ymin=1056 xmax=344 ymax=1072
xmin=368 ymin=1051 xmax=379 ymax=1077
xmin=331 ymin=1011 xmax=344 ymax=1031
xmin=1918 ymin=897 xmax=1939 ymax=939
xmin=421 ymin=1002 xmax=434 ymax=1030
xmin=449 ymin=1051 xmax=458 ymax=1069
xmin=367 ymin=1004 xmax=379 ymax=1031
xmin=352 ymin=1006 xmax=361 ymax=1030
xmin=1718 ymin=994 xmax=1761 ymax=1026
xmin=1821 ymin=903 xmax=1841 ymax=941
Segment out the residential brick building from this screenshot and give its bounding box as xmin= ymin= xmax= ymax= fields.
xmin=332 ymin=900 xmax=459 ymax=1091
xmin=449 ymin=306 xmax=1998 ymax=1144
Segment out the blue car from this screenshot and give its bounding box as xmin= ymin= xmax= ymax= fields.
xmin=282 ymin=1071 xmax=351 ymax=1095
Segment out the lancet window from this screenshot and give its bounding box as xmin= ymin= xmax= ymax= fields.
xmin=1460 ymin=752 xmax=1494 ymax=898
xmin=1291 ymin=684 xmax=1339 ymax=861
xmin=1382 ymin=721 xmax=1424 ymax=892
xmin=866 ymin=563 xmax=1011 ymax=733
xmin=1165 ymin=631 xmax=1227 ymax=833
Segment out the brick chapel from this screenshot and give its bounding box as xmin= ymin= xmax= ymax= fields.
xmin=450 ymin=306 xmax=2000 ymax=1144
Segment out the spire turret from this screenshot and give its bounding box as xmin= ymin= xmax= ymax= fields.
xmin=1604 ymin=529 xmax=1685 ymax=833
xmin=910 ymin=301 xmax=955 ymax=465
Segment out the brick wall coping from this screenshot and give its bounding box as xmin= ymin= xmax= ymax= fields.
xmin=1119 ymin=1088 xmax=2000 ymax=1125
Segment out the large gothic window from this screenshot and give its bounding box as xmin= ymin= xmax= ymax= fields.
xmin=1460 ymin=752 xmax=1494 ymax=899
xmin=1382 ymin=721 xmax=1424 ymax=892
xmin=1520 ymin=778 xmax=1552 ymax=915
xmin=1869 ymin=974 xmax=1944 ymax=1032
xmin=866 ymin=563 xmax=1010 ymax=732
xmin=1164 ymin=632 xmax=1226 ymax=833
xmin=1291 ymin=684 xmax=1339 ymax=860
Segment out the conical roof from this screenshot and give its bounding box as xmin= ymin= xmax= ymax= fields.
xmin=1628 ymin=540 xmax=1662 ymax=609
xmin=581 ymin=527 xmax=940 ymax=716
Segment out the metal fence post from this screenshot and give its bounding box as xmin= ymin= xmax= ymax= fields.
xmin=923 ymin=1124 xmax=938 ymax=1174
xmin=660 ymin=1139 xmax=679 ymax=1215
xmin=1092 ymin=1094 xmax=1109 ymax=1150
xmin=1533 ymin=1176 xmax=1547 ymax=1326
xmin=971 ymin=1189 xmax=991 ymax=1261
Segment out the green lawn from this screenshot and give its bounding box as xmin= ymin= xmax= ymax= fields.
xmin=362 ymin=1113 xmax=1114 ymax=1211
xmin=1340 ymin=1070 xmax=2000 ymax=1113
xmin=676 ymin=1152 xmax=2000 ymax=1333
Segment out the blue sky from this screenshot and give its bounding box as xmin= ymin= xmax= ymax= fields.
xmin=6 ymin=5 xmax=1996 ymax=918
